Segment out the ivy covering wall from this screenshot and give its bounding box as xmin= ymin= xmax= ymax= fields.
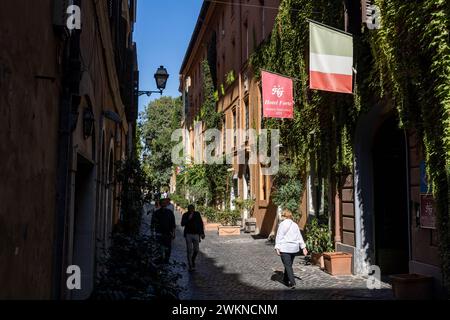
xmin=250 ymin=0 xmax=450 ymax=289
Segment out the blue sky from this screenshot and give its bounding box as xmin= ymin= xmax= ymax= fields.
xmin=134 ymin=0 xmax=203 ymax=113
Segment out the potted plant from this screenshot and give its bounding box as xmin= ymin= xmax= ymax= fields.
xmin=217 ymin=208 xmax=241 ymax=236
xmin=323 ymin=252 xmax=353 ymax=276
xmin=233 ymin=198 xmax=256 ymax=232
xmin=200 ymin=206 xmax=221 ymax=232
xmin=305 ymin=217 xmax=334 ymax=269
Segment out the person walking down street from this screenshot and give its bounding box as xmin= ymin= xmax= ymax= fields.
xmin=154 ymin=191 xmax=161 ymax=202
xmin=275 ymin=210 xmax=308 ymax=289
xmin=165 ymin=197 xmax=175 ymax=214
xmin=151 ymin=198 xmax=176 ymax=264
xmin=181 ymin=204 xmax=205 ymax=272
xmin=147 ymin=199 xmax=161 ymax=216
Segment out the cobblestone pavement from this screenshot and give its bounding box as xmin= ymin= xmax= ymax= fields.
xmin=143 ymin=205 xmax=393 ymax=300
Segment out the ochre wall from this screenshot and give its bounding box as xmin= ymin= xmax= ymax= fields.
xmin=0 ymin=0 xmax=60 ymax=299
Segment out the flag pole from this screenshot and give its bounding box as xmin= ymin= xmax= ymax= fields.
xmin=306 ymin=18 xmax=353 ymax=37
xmin=260 ymin=68 xmax=301 ymax=82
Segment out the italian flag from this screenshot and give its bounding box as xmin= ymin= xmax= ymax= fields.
xmin=309 ymin=21 xmax=353 ymax=94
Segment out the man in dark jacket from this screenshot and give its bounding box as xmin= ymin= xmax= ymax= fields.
xmin=151 ymin=198 xmax=176 ymax=264
xmin=181 ymin=204 xmax=205 ymax=271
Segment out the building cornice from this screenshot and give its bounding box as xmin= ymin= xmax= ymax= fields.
xmin=179 ymin=0 xmax=214 ymax=75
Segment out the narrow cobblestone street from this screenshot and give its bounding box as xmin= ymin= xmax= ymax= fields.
xmin=143 ymin=205 xmax=393 ymax=300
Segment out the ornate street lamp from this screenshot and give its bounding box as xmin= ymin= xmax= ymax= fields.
xmin=138 ymin=65 xmax=169 ymax=97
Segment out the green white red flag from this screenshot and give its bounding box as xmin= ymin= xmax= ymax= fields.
xmin=309 ymin=21 xmax=353 ymax=94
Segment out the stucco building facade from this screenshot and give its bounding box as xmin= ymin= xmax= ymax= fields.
xmin=179 ymin=0 xmax=292 ymax=237
xmin=0 ymin=0 xmax=139 ymax=299
xmin=179 ymin=0 xmax=445 ymax=294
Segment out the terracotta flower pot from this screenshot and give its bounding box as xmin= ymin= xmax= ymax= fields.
xmin=323 ymin=252 xmax=352 ymax=276
xmin=218 ymin=225 xmax=240 ymax=236
xmin=390 ymin=274 xmax=434 ymax=300
xmin=311 ymin=253 xmax=325 ymax=269
xmin=204 ymin=223 xmax=221 ymax=231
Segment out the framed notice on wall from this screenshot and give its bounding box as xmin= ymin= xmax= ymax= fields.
xmin=419 ymin=161 xmax=436 ymax=229
xmin=420 ymin=194 xmax=436 ymax=229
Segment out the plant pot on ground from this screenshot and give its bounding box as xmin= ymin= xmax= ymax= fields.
xmin=244 ymin=217 xmax=257 ymax=233
xmin=217 ymin=208 xmax=241 ymax=236
xmin=311 ymin=253 xmax=325 ymax=269
xmin=233 ymin=198 xmax=255 ymax=231
xmin=205 ymin=223 xmax=221 ymax=231
xmin=218 ymin=225 xmax=241 ymax=236
xmin=390 ymin=274 xmax=434 ymax=300
xmin=304 ymin=217 xmax=334 ymax=268
xmin=198 ymin=206 xmax=222 ymax=231
xmin=323 ymin=252 xmax=352 ymax=276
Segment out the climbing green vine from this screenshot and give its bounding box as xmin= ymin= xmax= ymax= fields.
xmin=251 ymin=0 xmax=450 ymax=289
xmin=369 ymin=0 xmax=450 ymax=289
xmin=200 ymin=60 xmax=223 ymax=129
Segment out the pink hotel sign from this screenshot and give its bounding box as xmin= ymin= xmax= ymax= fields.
xmin=262 ymin=71 xmax=294 ymax=119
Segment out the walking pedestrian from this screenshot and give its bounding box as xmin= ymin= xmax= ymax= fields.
xmin=165 ymin=197 xmax=175 ymax=214
xmin=147 ymin=199 xmax=160 ymax=216
xmin=151 ymin=198 xmax=176 ymax=264
xmin=274 ymin=209 xmax=308 ymax=289
xmin=181 ymin=204 xmax=205 ymax=272
xmin=154 ymin=190 xmax=161 ymax=202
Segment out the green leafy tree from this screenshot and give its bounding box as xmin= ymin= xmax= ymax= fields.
xmin=115 ymin=157 xmax=147 ymax=234
xmin=139 ymin=97 xmax=182 ymax=190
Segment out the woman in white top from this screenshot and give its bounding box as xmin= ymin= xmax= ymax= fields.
xmin=275 ymin=210 xmax=308 ymax=289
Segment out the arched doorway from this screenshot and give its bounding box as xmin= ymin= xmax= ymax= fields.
xmin=372 ymin=115 xmax=409 ymax=274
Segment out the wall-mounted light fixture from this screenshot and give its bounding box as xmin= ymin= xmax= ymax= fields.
xmin=83 ymin=108 xmax=95 ymax=139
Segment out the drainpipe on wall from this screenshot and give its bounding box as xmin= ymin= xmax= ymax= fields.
xmin=53 ymin=23 xmax=82 ymax=299
xmin=53 ymin=89 xmax=74 ymax=299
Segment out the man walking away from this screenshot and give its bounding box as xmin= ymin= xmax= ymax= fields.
xmin=151 ymin=198 xmax=176 ymax=264
xmin=165 ymin=197 xmax=175 ymax=214
xmin=181 ymin=204 xmax=205 ymax=271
